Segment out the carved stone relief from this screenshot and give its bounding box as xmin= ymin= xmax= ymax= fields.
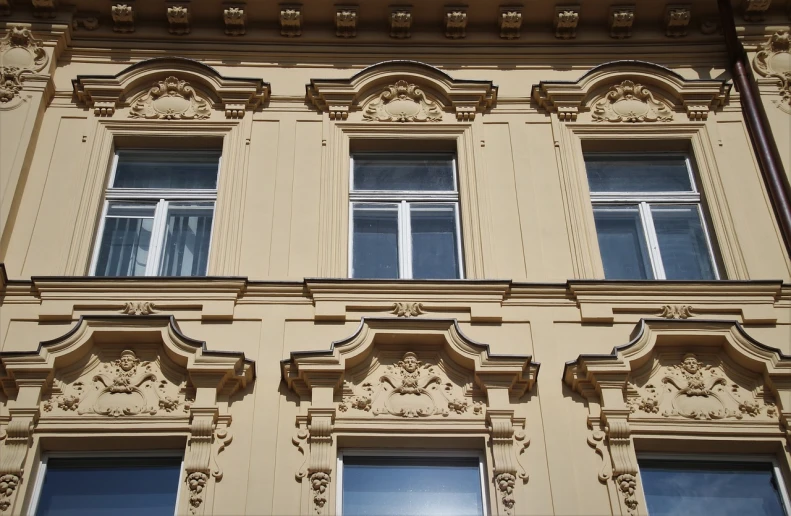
xmin=753 ymin=32 xmax=791 ymax=114
xmin=72 ymin=14 xmax=100 ymax=31
xmin=223 ymin=7 xmax=246 ymax=36
xmin=499 ymin=9 xmax=523 ymax=39
xmin=627 ymin=353 xmax=778 ymax=420
xmin=389 ymin=9 xmax=412 ymax=38
xmin=444 ymin=9 xmax=467 ymax=39
xmin=743 ymin=0 xmax=771 ymax=21
xmin=120 ymin=301 xmax=158 ymax=315
xmin=335 ymin=8 xmax=357 ymax=37
xmin=391 ymin=302 xmax=424 ymax=317
xmin=167 ymin=5 xmax=191 ymax=35
xmin=40 ymin=349 xmax=187 ymax=418
xmin=592 ymin=80 xmax=674 ymax=122
xmin=608 ymin=6 xmax=635 ymax=39
xmin=659 ymin=304 xmax=693 ymax=319
xmin=338 ymin=352 xmax=484 ymax=418
xmin=129 ymin=76 xmax=211 ymax=119
xmin=363 ymin=81 xmax=443 ymax=122
xmin=0 ymin=26 xmax=48 ymax=106
xmin=111 ymin=4 xmax=135 ymax=33
xmin=280 ymin=6 xmax=302 ymax=37
xmin=664 ymin=6 xmax=691 ymax=38
xmin=554 ymin=6 xmax=579 ymax=39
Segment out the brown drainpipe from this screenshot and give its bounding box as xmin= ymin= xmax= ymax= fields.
xmin=718 ymin=0 xmax=791 ymax=259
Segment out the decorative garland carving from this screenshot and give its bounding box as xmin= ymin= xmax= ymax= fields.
xmin=0 ymin=418 xmax=33 ymax=513
xmin=753 ymin=32 xmax=791 ymax=114
xmin=659 ymin=304 xmax=693 ymax=319
xmin=363 ymin=81 xmax=442 ymax=122
xmin=0 ymin=67 xmax=22 ymax=103
xmin=187 ymin=471 xmax=208 ymax=513
xmin=616 ymin=473 xmax=639 ymax=515
xmin=129 ymin=76 xmax=211 ymax=120
xmin=309 ymin=472 xmax=330 ymax=513
xmin=592 ymin=80 xmax=674 ymax=122
xmin=627 ymin=353 xmax=778 ymax=420
xmin=0 ymin=475 xmax=18 ymax=512
xmin=391 ymin=302 xmax=424 ymax=317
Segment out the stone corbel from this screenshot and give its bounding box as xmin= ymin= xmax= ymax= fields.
xmin=280 ymin=5 xmax=302 ymax=37
xmin=444 ymin=7 xmax=467 ymax=39
xmin=499 ymin=7 xmax=522 ymax=39
xmin=389 ymin=7 xmax=412 ymax=38
xmin=335 ymin=6 xmax=357 ymax=38
xmin=31 ymin=0 xmax=56 ymax=18
xmin=608 ymin=6 xmax=635 ymax=39
xmin=487 ymin=408 xmax=529 ymax=516
xmin=0 ymin=0 xmax=11 ymax=16
xmin=743 ymin=0 xmax=771 ymax=21
xmin=554 ymin=6 xmax=580 ymax=39
xmin=111 ymin=3 xmax=135 ymax=33
xmin=167 ymin=3 xmax=191 ymax=35
xmin=223 ymin=5 xmax=246 ymax=36
xmin=664 ymin=5 xmax=691 ymax=38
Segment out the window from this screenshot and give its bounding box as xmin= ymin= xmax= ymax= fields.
xmin=30 ymin=454 xmax=182 ymax=516
xmin=349 ymin=153 xmax=463 ymax=279
xmin=90 ymin=150 xmax=220 ymax=277
xmin=584 ymin=154 xmax=719 ymax=280
xmin=337 ymin=451 xmax=487 ymax=516
xmin=638 ymin=457 xmax=791 ymax=516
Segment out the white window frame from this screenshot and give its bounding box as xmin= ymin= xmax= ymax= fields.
xmin=348 ymin=152 xmax=465 ymax=279
xmin=89 ymin=149 xmax=221 ymax=277
xmin=586 ymin=152 xmax=720 ymax=280
xmin=27 ymin=450 xmax=185 ymax=516
xmin=637 ymin=452 xmax=791 ymax=516
xmin=336 ymin=448 xmax=489 ymax=516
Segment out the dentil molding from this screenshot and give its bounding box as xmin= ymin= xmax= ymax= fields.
xmin=306 ymin=60 xmax=497 ymax=122
xmin=564 ymin=319 xmax=791 ymax=516
xmin=282 ymin=318 xmax=537 ymax=515
xmin=532 ymin=60 xmax=729 ymax=122
xmin=0 ymin=316 xmax=255 ymax=515
xmin=753 ymin=32 xmax=791 ymax=114
xmin=72 ymin=57 xmax=269 ymax=118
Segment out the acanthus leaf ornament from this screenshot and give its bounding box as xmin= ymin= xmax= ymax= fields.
xmin=120 ymin=301 xmax=158 ymax=315
xmin=391 ymin=302 xmax=424 ymax=317
xmin=0 ymin=26 xmax=48 ymax=105
xmin=659 ymin=304 xmax=693 ymax=319
xmin=363 ymin=81 xmax=443 ymax=122
xmin=592 ymin=80 xmax=674 ymax=122
xmin=129 ymin=76 xmax=211 ymax=120
xmin=753 ymin=32 xmax=791 ymax=114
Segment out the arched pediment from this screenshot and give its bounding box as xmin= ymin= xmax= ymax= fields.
xmin=72 ymin=57 xmax=269 ymax=118
xmin=532 ymin=60 xmax=730 ymax=122
xmin=281 ymin=317 xmax=537 ymax=401
xmin=306 ymin=60 xmax=497 ymax=121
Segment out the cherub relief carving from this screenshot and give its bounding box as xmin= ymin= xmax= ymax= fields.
xmin=339 ymin=352 xmax=482 ymax=418
xmin=628 ymin=353 xmax=777 ymax=420
xmin=41 ymin=349 xmax=186 ymax=418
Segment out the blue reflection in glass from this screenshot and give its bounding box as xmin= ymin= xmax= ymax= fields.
xmin=640 ymin=460 xmax=787 ymax=516
xmin=342 ymin=456 xmax=484 ymax=516
xmin=36 ymin=457 xmax=181 ymax=516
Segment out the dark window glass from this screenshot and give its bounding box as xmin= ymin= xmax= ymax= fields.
xmin=651 ymin=206 xmax=716 ymax=280
xmin=36 ymin=456 xmax=181 ymax=516
xmin=353 ymin=155 xmax=455 ymax=192
xmin=585 ymin=155 xmax=692 ymax=193
xmin=352 ymin=204 xmax=399 ymax=278
xmin=640 ymin=460 xmax=787 ymax=516
xmin=113 ymin=151 xmax=220 ymax=189
xmin=410 ymin=204 xmax=460 ymax=279
xmin=593 ymin=205 xmax=653 ymax=280
xmin=342 ymin=456 xmax=484 ymax=516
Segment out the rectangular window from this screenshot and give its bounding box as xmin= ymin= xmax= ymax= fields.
xmin=349 ymin=153 xmax=463 ymax=279
xmin=639 ymin=458 xmax=790 ymax=516
xmin=584 ymin=154 xmax=719 ymax=280
xmin=30 ymin=455 xmax=182 ymax=516
xmin=90 ymin=150 xmax=220 ymax=277
xmin=337 ymin=451 xmax=486 ymax=516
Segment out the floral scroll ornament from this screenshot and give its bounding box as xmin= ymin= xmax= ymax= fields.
xmin=129 ymin=76 xmax=211 ymax=119
xmin=592 ymin=80 xmax=674 ymax=122
xmin=0 ymin=26 xmax=49 ymax=105
xmin=753 ymin=32 xmax=791 ymax=114
xmin=363 ymin=80 xmax=443 ymax=122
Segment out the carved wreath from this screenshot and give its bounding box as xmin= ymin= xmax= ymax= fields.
xmin=363 ymin=80 xmax=443 ymax=122
xmin=753 ymin=32 xmax=791 ymax=114
xmin=339 ymin=352 xmax=482 ymax=417
xmin=592 ymin=80 xmax=674 ymax=122
xmin=129 ymin=76 xmax=211 ymax=119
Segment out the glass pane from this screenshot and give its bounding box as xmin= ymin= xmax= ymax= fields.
xmin=593 ymin=206 xmax=654 ymax=280
xmin=352 ymin=203 xmax=400 ymax=279
xmin=640 ymin=460 xmax=787 ymax=516
xmin=410 ymin=204 xmax=461 ymax=279
xmin=585 ymin=155 xmax=693 ymax=193
xmin=651 ymin=205 xmax=717 ymax=280
xmin=94 ymin=203 xmax=155 ymax=277
xmin=342 ymin=456 xmax=484 ymax=516
xmin=36 ymin=457 xmax=182 ymax=516
xmin=113 ymin=151 xmax=220 ymax=189
xmin=353 ymin=155 xmax=455 ymax=192
xmin=159 ymin=202 xmax=214 ymax=276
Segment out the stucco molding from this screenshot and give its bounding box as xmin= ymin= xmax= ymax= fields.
xmin=281 ymin=318 xmax=537 ymax=514
xmin=72 ymin=57 xmax=269 ymax=118
xmin=306 ymin=60 xmax=497 ymax=121
xmin=753 ymin=31 xmax=791 ymax=114
xmin=531 ymin=60 xmax=730 ymax=122
xmin=0 ymin=316 xmax=254 ymax=515
xmin=564 ymin=319 xmax=791 ymax=516
xmin=0 ymin=25 xmax=49 ymax=108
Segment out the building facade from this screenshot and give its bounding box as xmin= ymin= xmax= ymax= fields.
xmin=1 ymin=0 xmax=791 ymax=514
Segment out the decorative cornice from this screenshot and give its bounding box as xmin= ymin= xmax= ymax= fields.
xmin=306 ymin=60 xmax=496 ymax=121
xmin=72 ymin=57 xmax=269 ymax=118
xmin=532 ymin=60 xmax=729 ymax=122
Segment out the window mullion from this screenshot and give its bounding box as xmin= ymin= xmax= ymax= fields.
xmin=696 ymin=204 xmax=721 ymax=280
xmin=146 ymin=200 xmax=168 ymax=276
xmin=88 ymin=201 xmax=110 ymax=275
xmin=400 ymin=200 xmax=411 ymax=279
xmin=640 ymin=202 xmax=666 ymax=280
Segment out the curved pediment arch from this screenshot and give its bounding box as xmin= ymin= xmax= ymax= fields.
xmin=306 ymin=60 xmax=497 ymax=121
xmin=72 ymin=57 xmax=269 ymax=118
xmin=532 ymin=60 xmax=730 ymax=122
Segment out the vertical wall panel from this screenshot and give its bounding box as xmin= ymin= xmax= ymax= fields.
xmin=288 ymin=120 xmax=323 ymax=278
